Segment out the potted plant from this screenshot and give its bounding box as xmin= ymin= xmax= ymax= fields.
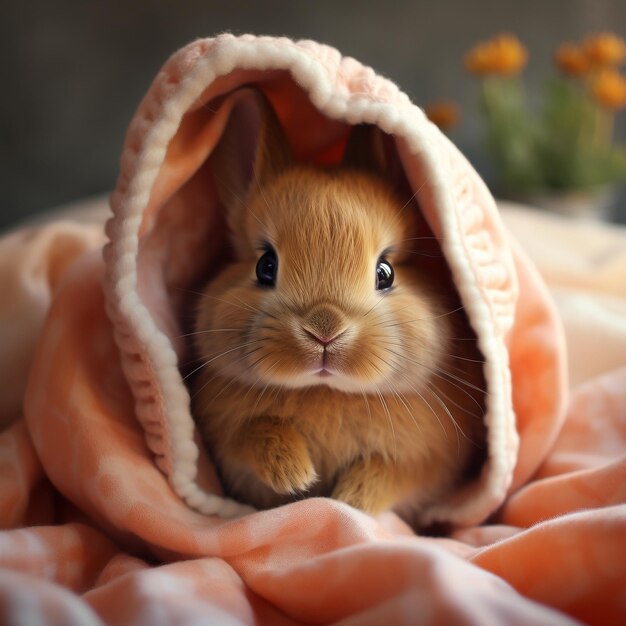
xmin=461 ymin=33 xmax=626 ymax=218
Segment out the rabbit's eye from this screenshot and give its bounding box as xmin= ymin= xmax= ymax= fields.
xmin=376 ymin=257 xmax=394 ymax=290
xmin=256 ymin=248 xmax=278 ymax=287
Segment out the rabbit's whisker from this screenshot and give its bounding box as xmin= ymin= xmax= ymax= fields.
xmin=375 ymin=385 xmax=397 ymax=463
xmin=191 ymin=348 xmax=255 ymax=400
xmin=179 ymin=328 xmax=242 ymax=338
xmin=428 ymin=370 xmax=485 ymax=412
xmin=433 ymin=367 xmax=487 ymax=396
xmin=399 ymin=348 xmax=488 ymax=398
xmin=441 ymin=352 xmax=485 ymax=364
xmin=363 ymin=294 xmax=387 ymax=318
xmin=358 ymin=382 xmax=374 ymax=458
xmin=370 ymin=303 xmax=415 ymax=325
xmin=373 ymin=349 xmax=426 ymax=441
xmin=394 ymin=173 xmax=432 ymax=218
xmin=239 ymin=352 xmax=273 ymax=403
xmin=380 ymin=343 xmax=485 ymax=414
xmin=194 ymin=351 xmax=256 ymax=403
xmin=249 ymin=360 xmax=282 ymax=417
xmin=379 ymin=339 xmax=483 ymax=387
xmin=450 ymin=337 xmax=482 ymax=342
xmin=231 ymin=294 xmax=280 ymax=321
xmin=196 ymin=292 xmax=279 ymax=321
xmin=394 ymin=369 xmax=448 ymax=441
xmin=396 ymin=236 xmax=441 ymax=243
xmin=374 ymin=305 xmax=466 ymax=329
xmin=248 ymin=351 xmax=272 ymax=378
xmin=183 ymin=339 xmax=263 ymax=381
xmin=425 ymin=378 xmax=483 ymax=421
xmin=192 ymin=340 xmax=263 ymax=400
xmin=364 ymin=354 xmax=397 ymax=462
xmin=397 ymin=249 xmax=444 ymax=258
xmin=385 ymin=376 xmax=424 ymax=440
xmin=425 ymin=385 xmax=464 ymax=455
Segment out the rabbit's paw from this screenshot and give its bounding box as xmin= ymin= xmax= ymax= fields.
xmin=246 ymin=417 xmax=318 ymax=495
xmin=332 ymin=455 xmax=394 ymax=514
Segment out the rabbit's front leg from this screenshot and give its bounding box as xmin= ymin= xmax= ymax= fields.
xmin=332 ymin=454 xmax=413 ymax=514
xmin=232 ymin=416 xmax=319 ymax=495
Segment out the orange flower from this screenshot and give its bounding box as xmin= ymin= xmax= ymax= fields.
xmin=464 ymin=34 xmax=528 ymax=76
xmin=592 ymin=69 xmax=626 ymax=110
xmin=584 ymin=32 xmax=626 ymax=66
xmin=425 ymin=101 xmax=460 ymax=130
xmin=555 ymin=43 xmax=590 ymax=76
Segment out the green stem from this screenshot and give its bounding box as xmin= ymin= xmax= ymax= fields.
xmin=594 ymin=105 xmax=614 ymax=153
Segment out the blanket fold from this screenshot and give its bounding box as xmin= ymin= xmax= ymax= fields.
xmin=0 ymin=35 xmax=624 ymax=626
xmin=100 ymin=33 xmax=566 ymax=526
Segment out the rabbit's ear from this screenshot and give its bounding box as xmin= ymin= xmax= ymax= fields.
xmin=211 ymin=88 xmax=293 ymax=225
xmin=342 ymin=124 xmax=409 ymax=201
xmin=341 ymin=123 xmax=388 ymax=174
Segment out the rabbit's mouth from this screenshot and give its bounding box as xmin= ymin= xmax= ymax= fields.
xmin=316 ymin=367 xmax=334 ymax=378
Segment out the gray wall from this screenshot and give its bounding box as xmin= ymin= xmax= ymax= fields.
xmin=2 ymin=0 xmax=625 ymax=228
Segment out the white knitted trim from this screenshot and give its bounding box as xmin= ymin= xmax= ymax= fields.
xmin=106 ymin=34 xmax=517 ymax=523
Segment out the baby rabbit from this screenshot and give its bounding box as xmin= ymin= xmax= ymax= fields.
xmin=191 ymin=90 xmax=486 ymax=518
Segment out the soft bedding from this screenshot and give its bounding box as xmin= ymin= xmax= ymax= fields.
xmin=0 ymin=34 xmax=624 ymax=626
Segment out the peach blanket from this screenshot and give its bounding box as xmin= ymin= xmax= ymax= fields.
xmin=1 ymin=201 xmax=624 ymax=625
xmin=1 ymin=35 xmax=625 ymax=625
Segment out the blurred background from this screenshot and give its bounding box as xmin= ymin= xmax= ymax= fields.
xmin=2 ymin=0 xmax=626 ymax=229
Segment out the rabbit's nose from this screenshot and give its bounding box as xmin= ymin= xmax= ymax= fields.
xmin=302 ymin=305 xmax=348 ymax=347
xmin=302 ymin=328 xmax=344 ymax=347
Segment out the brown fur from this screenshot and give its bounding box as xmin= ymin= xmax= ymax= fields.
xmin=190 ymin=92 xmax=486 ymax=520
